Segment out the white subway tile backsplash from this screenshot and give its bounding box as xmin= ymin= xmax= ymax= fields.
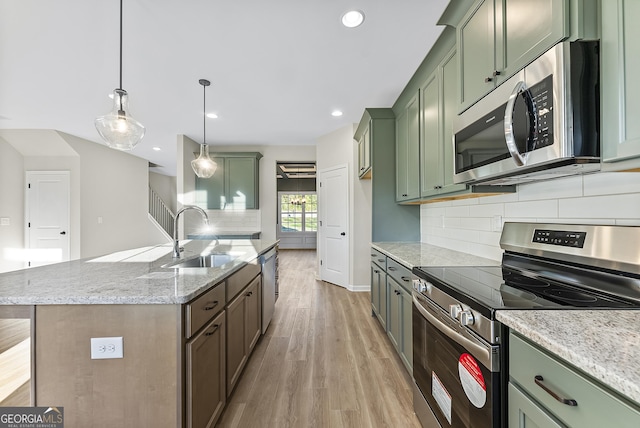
xmin=445 ymin=205 xmax=471 ymax=218
xmin=478 ymin=191 xmax=519 ymax=204
xmin=505 ymin=199 xmax=558 ymax=218
xmin=421 ymin=173 xmax=640 ymax=260
xmin=460 ymin=217 xmax=492 ymax=231
xmin=559 ymin=193 xmax=640 ymax=218
xmin=517 ymin=175 xmax=583 ymax=201
xmin=469 ymin=203 xmax=505 ymax=217
xmin=583 ymin=172 xmax=640 ymax=196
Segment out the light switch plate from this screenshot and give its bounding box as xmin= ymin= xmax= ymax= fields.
xmin=90 ymin=337 xmax=123 ymax=359
xmin=0 ymin=218 xmax=9 ymax=226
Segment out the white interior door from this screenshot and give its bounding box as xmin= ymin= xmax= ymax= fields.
xmin=26 ymin=171 xmax=70 ymax=268
xmin=318 ymin=164 xmax=349 ymax=287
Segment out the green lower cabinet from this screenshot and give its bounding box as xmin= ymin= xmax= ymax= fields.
xmin=509 ymin=332 xmax=640 ymax=428
xmin=370 ymin=262 xmax=386 ymax=330
xmin=508 ymin=383 xmax=563 ymax=428
xmin=386 ymin=276 xmax=413 ymax=373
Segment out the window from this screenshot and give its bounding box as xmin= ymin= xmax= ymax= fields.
xmin=279 ymin=193 xmax=317 ymax=232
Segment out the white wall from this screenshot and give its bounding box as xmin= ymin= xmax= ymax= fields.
xmin=316 ymin=124 xmax=371 ymax=290
xmin=421 ymin=172 xmax=640 ymax=261
xmin=61 ymin=132 xmax=163 ymax=258
xmin=176 ymin=135 xmax=316 ymax=241
xmin=0 ymin=137 xmax=26 ymax=273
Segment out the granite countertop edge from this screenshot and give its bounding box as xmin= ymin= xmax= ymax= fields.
xmin=371 ymin=241 xmax=500 ymax=268
xmin=497 ymin=310 xmax=640 ymax=405
xmin=0 ymin=239 xmax=279 ymax=306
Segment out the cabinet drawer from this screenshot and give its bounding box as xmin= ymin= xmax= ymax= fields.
xmin=371 ymin=248 xmax=386 ymax=270
xmin=186 ymin=283 xmax=225 ymax=338
xmin=509 ymin=332 xmax=640 ymax=428
xmin=227 ymin=261 xmax=261 ymax=302
xmin=386 ymin=257 xmax=412 ymax=292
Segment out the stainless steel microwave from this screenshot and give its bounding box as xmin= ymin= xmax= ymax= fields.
xmin=453 ymin=41 xmax=600 ymax=185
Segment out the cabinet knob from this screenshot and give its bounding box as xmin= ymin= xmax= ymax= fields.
xmin=484 ymin=76 xmax=493 ymax=83
xmin=492 ymin=70 xmax=502 ymax=77
xmin=246 ymin=291 xmax=253 ymax=297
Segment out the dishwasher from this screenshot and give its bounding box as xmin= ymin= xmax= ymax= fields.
xmin=259 ymin=247 xmax=278 ymax=334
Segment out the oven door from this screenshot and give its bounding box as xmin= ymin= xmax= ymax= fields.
xmin=412 ymin=293 xmax=501 ymax=428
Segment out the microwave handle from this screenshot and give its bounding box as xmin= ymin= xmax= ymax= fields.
xmin=504 ymin=80 xmax=528 ymax=167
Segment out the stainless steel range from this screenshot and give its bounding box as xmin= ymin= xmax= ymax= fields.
xmin=411 ymin=222 xmax=640 ymax=428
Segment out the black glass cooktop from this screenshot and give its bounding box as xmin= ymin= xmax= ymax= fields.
xmin=413 ymin=264 xmax=639 ymax=314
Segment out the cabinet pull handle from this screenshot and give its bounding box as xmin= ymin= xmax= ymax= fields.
xmin=373 ymin=269 xmax=380 ymax=274
xmin=401 ymin=276 xmax=411 ymax=282
xmin=246 ymin=291 xmax=253 ymax=297
xmin=534 ymin=375 xmax=578 ymax=406
xmin=205 ymin=324 xmax=220 ymax=336
xmin=377 ymin=258 xmax=385 ymax=263
xmin=395 ymin=290 xmax=401 ymax=295
xmin=402 ymin=194 xmax=408 ymax=197
xmin=484 ymin=76 xmax=493 ymax=83
xmin=371 ymin=253 xmax=377 ymax=257
xmin=203 ymin=301 xmax=219 ymax=311
xmin=493 ymin=70 xmax=501 ymax=77
xmin=388 ymin=266 xmax=397 ymax=271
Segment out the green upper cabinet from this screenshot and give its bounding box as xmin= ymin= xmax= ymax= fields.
xmin=458 ymin=0 xmax=496 ymax=110
xmin=396 ymin=93 xmax=420 ymax=202
xmin=357 ymin=124 xmax=372 ymax=179
xmin=458 ymin=0 xmax=570 ymax=111
xmin=195 ymin=152 xmax=262 ymax=210
xmin=601 ymin=0 xmax=640 ymax=164
xmin=420 ymin=49 xmax=467 ymax=199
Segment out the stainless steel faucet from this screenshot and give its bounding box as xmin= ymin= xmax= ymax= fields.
xmin=173 ymin=205 xmax=209 ymax=258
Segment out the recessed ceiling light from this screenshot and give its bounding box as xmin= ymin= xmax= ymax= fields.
xmin=341 ymin=10 xmax=365 ymax=28
xmin=152 ymin=146 xmax=161 ymax=151
xmin=331 ymin=110 xmax=343 ymax=117
xmin=206 ymin=113 xmax=218 ymax=119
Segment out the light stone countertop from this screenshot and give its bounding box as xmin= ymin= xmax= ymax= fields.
xmin=0 ymin=239 xmax=277 ymax=305
xmin=497 ymin=310 xmax=640 ymax=405
xmin=371 ymin=241 xmax=500 ymax=268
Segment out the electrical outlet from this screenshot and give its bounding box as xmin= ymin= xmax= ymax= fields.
xmin=90 ymin=337 xmax=123 ymax=359
xmin=492 ymin=215 xmax=503 ymax=232
xmin=0 ymin=218 xmax=9 ymax=226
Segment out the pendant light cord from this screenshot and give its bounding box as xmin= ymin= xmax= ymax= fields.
xmin=119 ymin=0 xmax=123 ymax=90
xmin=203 ymin=82 xmax=206 ymax=146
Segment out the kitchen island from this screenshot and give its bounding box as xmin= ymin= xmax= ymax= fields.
xmin=0 ymin=238 xmax=278 ymax=427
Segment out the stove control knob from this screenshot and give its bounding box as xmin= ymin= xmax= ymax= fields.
xmin=449 ymin=304 xmax=463 ymax=320
xmin=459 ymin=310 xmax=475 ymax=326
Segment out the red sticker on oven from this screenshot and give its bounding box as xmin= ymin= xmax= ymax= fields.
xmin=458 ymin=353 xmax=487 ymax=408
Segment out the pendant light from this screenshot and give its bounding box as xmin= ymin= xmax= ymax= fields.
xmin=95 ymin=0 xmax=145 ymax=151
xmin=191 ymin=79 xmax=218 ymax=178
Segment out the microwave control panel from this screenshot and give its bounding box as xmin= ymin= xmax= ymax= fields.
xmin=529 ymin=74 xmax=554 ymax=149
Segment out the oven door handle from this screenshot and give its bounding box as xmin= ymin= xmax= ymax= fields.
xmin=413 ymin=294 xmax=498 ymax=372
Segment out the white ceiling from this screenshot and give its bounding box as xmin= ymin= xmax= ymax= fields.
xmin=0 ymin=0 xmax=449 ymax=176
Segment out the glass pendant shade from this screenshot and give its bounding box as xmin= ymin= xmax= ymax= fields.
xmin=95 ymin=88 xmax=145 ymax=151
xmin=191 ymin=144 xmax=217 ymax=178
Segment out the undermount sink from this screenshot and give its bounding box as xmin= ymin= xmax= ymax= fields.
xmin=164 ymin=253 xmax=237 ymax=269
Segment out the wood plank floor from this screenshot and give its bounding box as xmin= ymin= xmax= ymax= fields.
xmin=217 ymin=249 xmax=421 ymax=428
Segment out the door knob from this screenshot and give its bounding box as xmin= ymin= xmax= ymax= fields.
xmin=340 ymin=232 xmax=346 ymax=236
xmin=60 ymin=231 xmax=67 ymax=235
